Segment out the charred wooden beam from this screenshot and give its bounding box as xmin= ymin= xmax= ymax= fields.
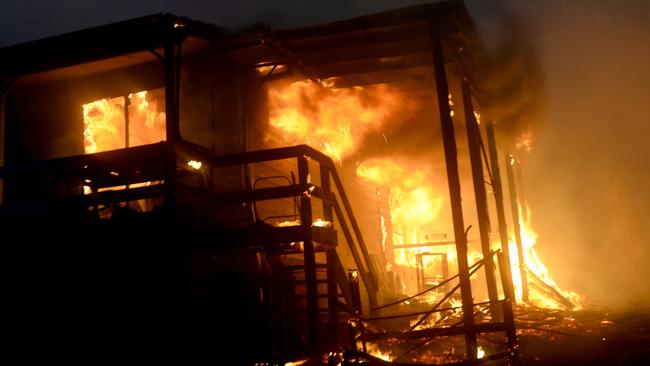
xmin=331 ymin=168 xmax=379 ymax=305
xmin=506 ymin=153 xmax=529 ymax=302
xmin=320 ymin=164 xmax=340 ymax=342
xmin=301 ymin=37 xmax=431 ymax=67
xmin=176 ymin=142 xmax=334 ymax=169
xmin=430 ymin=23 xmax=478 ymax=359
xmin=298 ymin=156 xmax=319 ymax=352
xmin=462 ymin=80 xmax=499 ymax=310
xmin=498 ymin=252 xmax=521 ymax=365
xmin=283 ymin=22 xmax=429 ymax=54
xmin=362 ymin=321 xmax=511 ymax=342
xmin=527 ymin=270 xmax=574 ymax=310
xmin=164 ymin=40 xmax=181 ymax=223
xmin=314 ymin=52 xmax=432 ymax=79
xmin=485 ymin=121 xmax=516 ymax=302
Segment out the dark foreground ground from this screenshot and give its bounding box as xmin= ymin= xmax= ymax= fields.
xmin=276 ymin=306 xmax=650 ymax=366
xmin=516 ymin=307 xmax=650 ymax=366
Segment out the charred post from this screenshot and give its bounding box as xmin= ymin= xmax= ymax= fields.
xmin=298 ymin=155 xmax=319 ymax=352
xmin=163 ymin=41 xmax=180 ymax=222
xmin=430 ymin=23 xmax=478 ymax=358
xmin=485 ymin=120 xmax=516 ymax=302
xmin=506 ymin=152 xmax=529 ymax=302
xmin=462 ymin=80 xmax=499 ymax=310
xmin=320 ymin=164 xmax=340 ymax=342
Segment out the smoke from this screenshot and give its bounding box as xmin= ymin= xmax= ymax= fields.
xmin=467 ymin=0 xmax=547 ymax=143
xmin=476 ymin=0 xmax=650 ymax=309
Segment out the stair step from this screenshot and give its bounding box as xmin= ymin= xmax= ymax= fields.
xmin=296 ymin=293 xmax=345 ymax=299
xmin=294 ymin=279 xmax=330 ymax=285
xmin=265 ymin=246 xmax=329 ymax=255
xmin=281 ymin=264 xmax=328 ymax=271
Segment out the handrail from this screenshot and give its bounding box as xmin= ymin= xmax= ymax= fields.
xmin=175 ymin=141 xmax=334 ymax=169
xmin=330 ymin=168 xmax=378 ymax=289
xmin=177 ymin=141 xmax=380 ymax=310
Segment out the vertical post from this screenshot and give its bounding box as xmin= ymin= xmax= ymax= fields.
xmin=462 ymin=80 xmax=499 ymax=311
xmin=429 ymin=24 xmax=477 ymax=359
xmin=506 ymin=153 xmax=529 ymax=302
xmin=348 ymin=269 xmax=362 ymax=315
xmin=298 ymin=156 xmax=319 ymax=352
xmin=498 ymin=252 xmax=520 ymax=366
xmin=164 ymin=41 xmax=181 ymax=222
xmin=379 ymin=186 xmax=394 ymax=266
xmin=441 ymin=253 xmax=450 ymax=293
xmin=124 ymin=94 xmax=130 ymax=148
xmin=320 ymin=165 xmax=339 ymax=343
xmin=416 ymin=253 xmax=424 ymax=293
xmin=485 ymin=121 xmax=516 ymax=301
xmin=0 ymin=89 xmax=5 ymax=206
xmin=515 ymin=161 xmax=528 ymax=223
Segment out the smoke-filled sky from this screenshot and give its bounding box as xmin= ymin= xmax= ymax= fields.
xmin=2 ymin=0 xmax=649 ymax=308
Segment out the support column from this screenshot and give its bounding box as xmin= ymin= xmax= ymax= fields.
xmin=462 ymin=81 xmax=499 ymax=310
xmin=485 ymin=121 xmax=516 ymax=301
xmin=163 ymin=41 xmax=181 ymax=223
xmin=506 ymin=153 xmax=529 ymax=302
xmin=299 ymin=156 xmax=319 ymax=352
xmin=515 ymin=160 xmax=528 ymax=223
xmin=429 ymin=24 xmax=477 ymax=359
xmin=498 ymin=252 xmax=520 ymax=365
xmin=320 ymin=165 xmax=339 ymax=344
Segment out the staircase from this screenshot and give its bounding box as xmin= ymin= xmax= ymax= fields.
xmin=175 ymin=142 xmax=380 ymax=355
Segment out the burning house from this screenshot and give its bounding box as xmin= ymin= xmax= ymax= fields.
xmin=0 ymin=1 xmax=605 ymax=365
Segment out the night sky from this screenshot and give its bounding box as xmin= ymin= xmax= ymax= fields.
xmin=2 ymin=0 xmax=650 ymax=308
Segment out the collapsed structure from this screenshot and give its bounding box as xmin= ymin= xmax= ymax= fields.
xmin=0 ymin=1 xmax=577 ymax=364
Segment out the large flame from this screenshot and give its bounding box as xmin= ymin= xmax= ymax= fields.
xmin=268 ymin=78 xmax=577 ymax=309
xmin=357 ymin=158 xmax=444 ymax=246
xmin=83 ymin=89 xmax=166 ymax=154
xmin=356 ymin=158 xmax=483 ymax=297
xmin=268 ymin=80 xmax=402 ymax=162
xmin=509 ymin=204 xmax=581 ymax=308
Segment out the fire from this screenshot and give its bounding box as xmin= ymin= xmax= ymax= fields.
xmin=357 ymin=158 xmax=466 ymax=297
xmin=267 ymin=80 xmax=403 ymax=162
xmin=515 ymin=131 xmax=534 ymax=153
xmin=83 ymin=96 xmax=125 ymax=153
xmin=187 ymin=160 xmax=202 ymax=170
xmin=83 ymin=89 xmax=165 ymax=154
xmin=366 ymin=342 xmax=393 ymax=362
xmin=509 ymin=203 xmax=581 ymax=309
xmin=357 ymin=159 xmax=444 ymax=245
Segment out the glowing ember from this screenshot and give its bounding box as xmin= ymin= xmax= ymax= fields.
xmin=187 ymin=160 xmax=202 ymax=170
xmin=477 ymin=346 xmax=485 ymax=359
xmin=312 ymin=219 xmax=332 ymax=228
xmin=83 ymin=89 xmax=166 ymax=154
xmin=273 ymin=219 xmax=331 ymax=227
xmin=268 ymin=80 xmax=403 ymax=162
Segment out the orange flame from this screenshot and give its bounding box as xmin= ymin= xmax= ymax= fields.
xmin=356 ymin=158 xmax=479 ymax=297
xmin=83 ymin=89 xmax=166 ymax=154
xmin=508 ymin=204 xmax=581 ymax=309
xmin=268 ymin=80 xmax=402 ymax=162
